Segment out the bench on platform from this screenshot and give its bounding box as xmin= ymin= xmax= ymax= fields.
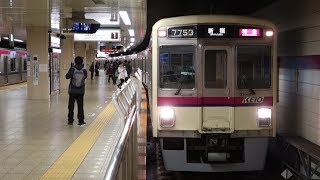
xmin=280 ymin=135 xmax=320 ymax=180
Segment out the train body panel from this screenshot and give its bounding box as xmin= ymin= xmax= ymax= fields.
xmin=161 ymin=137 xmax=268 ymax=172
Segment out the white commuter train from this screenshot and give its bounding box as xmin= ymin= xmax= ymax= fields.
xmin=147 ymin=15 xmax=277 ymax=172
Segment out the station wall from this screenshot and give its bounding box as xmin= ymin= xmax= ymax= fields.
xmin=254 ymin=0 xmax=320 ymax=145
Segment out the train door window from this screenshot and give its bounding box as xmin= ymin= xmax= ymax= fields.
xmin=23 ymin=58 xmax=27 ymax=71
xmin=10 ymin=58 xmax=17 ymax=72
xmin=237 ymin=45 xmax=271 ymax=89
xmin=204 ymin=50 xmax=227 ymax=88
xmin=159 ymin=45 xmax=195 ymax=89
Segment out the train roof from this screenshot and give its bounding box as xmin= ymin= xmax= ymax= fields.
xmin=152 ymin=15 xmax=277 ymax=31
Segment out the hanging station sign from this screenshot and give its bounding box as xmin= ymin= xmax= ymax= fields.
xmin=74 ymin=29 xmax=121 ymax=42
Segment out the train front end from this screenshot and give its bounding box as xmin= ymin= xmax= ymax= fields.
xmin=151 ymin=15 xmax=277 ymax=172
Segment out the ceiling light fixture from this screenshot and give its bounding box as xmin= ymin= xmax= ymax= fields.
xmin=130 ymin=38 xmax=135 ymax=43
xmin=119 ymin=11 xmax=131 ymax=25
xmin=14 ymin=39 xmax=24 ymax=42
xmin=128 ymin=29 xmax=135 ymax=36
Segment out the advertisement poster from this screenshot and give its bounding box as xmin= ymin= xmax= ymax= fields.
xmin=33 ymin=55 xmax=39 ymax=85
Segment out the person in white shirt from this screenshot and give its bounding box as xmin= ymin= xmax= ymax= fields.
xmin=117 ymin=62 xmax=127 ymax=89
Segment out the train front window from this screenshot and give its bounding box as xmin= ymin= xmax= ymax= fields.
xmin=159 ymin=45 xmax=195 ymax=89
xmin=237 ymin=45 xmax=271 ymax=89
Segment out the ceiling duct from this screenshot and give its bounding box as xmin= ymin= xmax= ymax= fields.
xmin=92 ymin=0 xmax=105 ymax=4
xmin=110 ymin=2 xmax=118 ymax=22
xmin=72 ymin=12 xmax=84 ymax=19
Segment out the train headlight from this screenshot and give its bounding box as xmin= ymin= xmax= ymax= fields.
xmin=266 ymin=30 xmax=274 ymax=37
xmin=257 ymin=108 xmax=272 ymax=127
xmin=159 ymin=106 xmax=175 ymax=127
xmin=158 ymin=30 xmax=167 ymax=37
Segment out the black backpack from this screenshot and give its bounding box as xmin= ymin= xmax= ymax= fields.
xmin=72 ymin=67 xmax=85 ymax=87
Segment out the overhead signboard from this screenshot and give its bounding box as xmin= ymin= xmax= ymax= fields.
xmin=50 ymin=35 xmax=60 ymax=48
xmin=74 ymin=29 xmax=121 ymax=42
xmin=168 ymin=25 xmax=263 ymax=38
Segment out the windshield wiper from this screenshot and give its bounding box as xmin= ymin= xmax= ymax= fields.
xmin=175 ymin=70 xmax=195 ymax=95
xmin=175 ymin=76 xmax=185 ymax=95
xmin=248 ymin=88 xmax=255 ymax=95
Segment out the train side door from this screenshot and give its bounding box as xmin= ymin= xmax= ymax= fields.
xmin=201 ymin=47 xmax=234 ymax=133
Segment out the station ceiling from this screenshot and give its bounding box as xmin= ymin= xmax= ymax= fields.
xmin=0 ymin=0 xmax=276 ymax=54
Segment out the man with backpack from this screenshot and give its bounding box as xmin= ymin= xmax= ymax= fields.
xmin=66 ymin=56 xmax=88 ymax=127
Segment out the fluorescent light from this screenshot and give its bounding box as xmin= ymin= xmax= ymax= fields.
xmin=128 ymin=29 xmax=134 ymax=36
xmin=85 ymin=13 xmax=120 ymax=25
xmin=130 ymin=38 xmax=135 ymax=43
xmin=2 ymin=37 xmax=8 ymax=40
xmin=14 ymin=39 xmax=24 ymax=42
xmin=130 ymin=42 xmax=134 ymax=46
xmin=119 ymin=11 xmax=131 ymax=25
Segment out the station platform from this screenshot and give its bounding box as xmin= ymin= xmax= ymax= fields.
xmin=0 ymin=73 xmax=146 ymax=180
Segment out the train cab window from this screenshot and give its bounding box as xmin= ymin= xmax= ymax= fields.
xmin=205 ymin=50 xmax=227 ymax=88
xmin=159 ymin=45 xmax=195 ymax=89
xmin=237 ymin=45 xmax=271 ymax=89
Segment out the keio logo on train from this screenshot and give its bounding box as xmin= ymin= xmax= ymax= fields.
xmin=242 ymin=97 xmax=264 ymax=103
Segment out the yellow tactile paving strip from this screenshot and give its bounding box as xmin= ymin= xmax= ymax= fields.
xmin=41 ymin=103 xmax=116 ymax=180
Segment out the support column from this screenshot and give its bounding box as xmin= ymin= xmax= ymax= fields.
xmin=26 ymin=0 xmax=49 ymax=99
xmin=74 ymin=42 xmax=86 ymax=68
xmin=60 ymin=35 xmax=74 ymax=91
xmin=86 ymin=49 xmax=96 ymax=67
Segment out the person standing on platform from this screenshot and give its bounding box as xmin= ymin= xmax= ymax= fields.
xmin=89 ymin=62 xmax=94 ymax=80
xmin=66 ymin=56 xmax=88 ymax=127
xmin=117 ymin=61 xmax=127 ymax=89
xmin=95 ymin=61 xmax=100 ymax=76
xmin=124 ymin=60 xmax=132 ymax=81
xmin=106 ymin=63 xmax=114 ymax=83
xmin=113 ymin=60 xmax=119 ymax=84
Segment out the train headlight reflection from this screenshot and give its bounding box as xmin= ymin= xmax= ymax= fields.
xmin=257 ymin=108 xmax=271 ymax=127
xmin=159 ymin=106 xmax=175 ymax=127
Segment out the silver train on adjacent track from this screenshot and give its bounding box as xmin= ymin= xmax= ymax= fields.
xmin=0 ymin=48 xmax=28 ymax=86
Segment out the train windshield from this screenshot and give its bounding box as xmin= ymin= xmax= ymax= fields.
xmin=237 ymin=45 xmax=271 ymax=89
xmin=159 ymin=45 xmax=195 ymax=89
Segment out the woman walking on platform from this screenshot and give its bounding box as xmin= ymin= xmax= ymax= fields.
xmin=117 ymin=62 xmax=127 ymax=89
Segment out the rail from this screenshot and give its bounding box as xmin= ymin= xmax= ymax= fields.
xmin=280 ymin=135 xmax=320 ymax=180
xmin=104 ymin=70 xmax=143 ymax=180
xmin=104 ymin=105 xmax=138 ymax=180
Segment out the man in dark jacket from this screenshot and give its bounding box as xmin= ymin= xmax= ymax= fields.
xmin=66 ymin=56 xmax=88 ymax=126
xmin=124 ymin=60 xmax=132 ymax=81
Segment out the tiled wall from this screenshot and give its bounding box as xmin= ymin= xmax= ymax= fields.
xmin=254 ymin=0 xmax=320 ymax=146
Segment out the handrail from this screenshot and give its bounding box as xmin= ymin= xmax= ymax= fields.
xmin=104 ymin=105 xmax=137 ymax=180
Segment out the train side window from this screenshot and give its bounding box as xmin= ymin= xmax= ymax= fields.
xmin=204 ymin=50 xmax=227 ymax=88
xmin=159 ymin=45 xmax=195 ymax=89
